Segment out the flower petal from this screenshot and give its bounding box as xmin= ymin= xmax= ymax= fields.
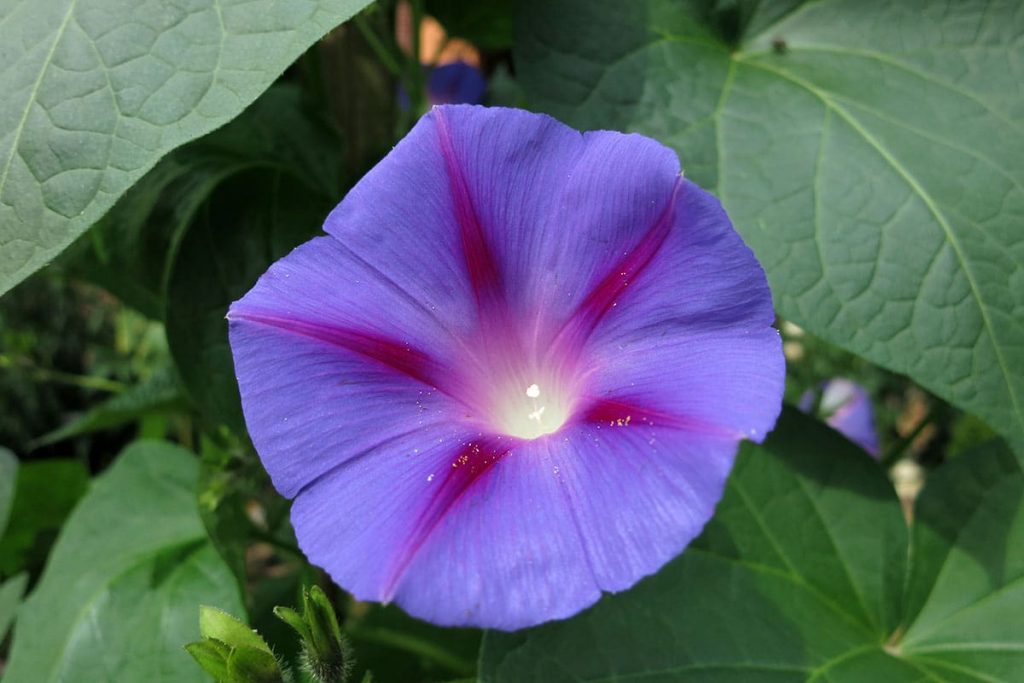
xmin=325 ymin=105 xmax=681 ymax=330
xmin=584 ymin=330 xmax=783 ymax=443
xmin=289 ymin=423 xmax=496 ymax=602
xmin=389 ymin=424 xmax=735 ymax=629
xmin=539 ymin=425 xmax=736 ymax=593
xmin=228 ymin=237 xmax=473 ymax=497
xmin=292 ymin=421 xmax=737 ymax=630
xmin=294 ymin=433 xmax=600 ymax=630
xmin=581 ymin=181 xmax=784 ymax=442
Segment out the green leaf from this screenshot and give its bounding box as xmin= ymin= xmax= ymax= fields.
xmin=0 ymin=447 xmax=16 ymax=536
xmin=897 ymin=440 xmax=1024 ymax=680
xmin=185 ymin=638 xmax=233 ymax=682
xmin=32 ymin=365 xmax=185 ymax=447
xmin=274 ymin=605 xmax=312 ymax=642
xmin=200 ymin=605 xmax=274 ymax=654
xmin=188 ymin=607 xmax=286 ymax=682
xmin=480 ymin=411 xmax=1024 ymax=681
xmin=4 ymin=440 xmax=245 ymax=683
xmin=0 ymin=0 xmax=373 ymax=298
xmin=515 ymin=0 xmax=1024 ymax=457
xmin=165 ymin=170 xmax=334 ymax=432
xmin=0 ymin=571 xmax=29 ymax=642
xmin=63 ymin=149 xmax=245 ymax=318
xmin=0 ymin=458 xmax=89 ymax=576
xmin=487 ymin=64 xmax=527 ymax=109
xmin=226 ymin=644 xmax=286 ymax=683
xmin=64 ymin=84 xmax=344 ymax=317
xmin=118 ymin=83 xmax=342 ymax=432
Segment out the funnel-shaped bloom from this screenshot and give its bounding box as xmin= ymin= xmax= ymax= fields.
xmin=228 ymin=106 xmax=783 ymax=630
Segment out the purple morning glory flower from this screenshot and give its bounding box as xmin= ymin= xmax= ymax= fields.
xmin=427 ymin=61 xmax=486 ymax=106
xmin=800 ymin=379 xmax=880 ymax=457
xmin=227 ymin=105 xmax=784 ymax=630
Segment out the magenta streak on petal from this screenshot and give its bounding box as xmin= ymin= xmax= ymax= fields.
xmin=580 ymin=397 xmax=743 ymax=440
xmin=333 ymin=240 xmax=481 ymax=362
xmin=554 ymin=179 xmax=683 ymax=351
xmin=382 ymin=435 xmax=515 ymax=599
xmin=433 ymin=109 xmax=505 ymax=308
xmin=229 ymin=311 xmax=445 ymax=393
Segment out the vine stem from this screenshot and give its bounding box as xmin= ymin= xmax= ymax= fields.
xmin=0 ymin=354 xmax=125 ymax=392
xmin=354 ymin=13 xmax=404 ymax=77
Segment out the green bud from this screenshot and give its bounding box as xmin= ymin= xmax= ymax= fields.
xmin=305 ymin=586 xmax=344 ymax=659
xmin=274 ymin=585 xmax=353 ymax=683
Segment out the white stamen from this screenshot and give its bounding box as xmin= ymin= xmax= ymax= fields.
xmin=497 ymin=379 xmax=569 ymax=439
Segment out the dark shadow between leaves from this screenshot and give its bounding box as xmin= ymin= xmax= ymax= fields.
xmin=763 ymin=406 xmax=897 ymax=502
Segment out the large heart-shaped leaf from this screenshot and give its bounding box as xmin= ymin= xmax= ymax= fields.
xmin=66 ymin=83 xmax=342 ymax=318
xmin=4 ymin=440 xmax=245 ymax=683
xmin=0 ymin=458 xmax=89 ymax=576
xmin=480 ymin=410 xmax=1024 ymax=681
xmin=0 ymin=0 xmax=372 ymax=297
xmin=896 ymin=440 xmax=1024 ymax=680
xmin=515 ymin=0 xmax=1024 ymax=457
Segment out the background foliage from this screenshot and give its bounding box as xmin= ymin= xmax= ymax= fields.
xmin=0 ymin=1 xmax=1020 ymax=682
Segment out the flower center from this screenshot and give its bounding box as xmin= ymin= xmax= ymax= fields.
xmin=496 ymin=380 xmax=572 ymax=440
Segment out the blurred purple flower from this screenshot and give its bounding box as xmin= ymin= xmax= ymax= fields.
xmin=398 ymin=61 xmax=486 ymax=112
xmin=228 ymin=105 xmax=783 ymax=629
xmin=800 ymin=379 xmax=880 ymax=457
xmin=427 ymin=61 xmax=486 ymax=105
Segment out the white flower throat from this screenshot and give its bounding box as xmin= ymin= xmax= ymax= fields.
xmin=498 ymin=381 xmax=570 ymax=440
